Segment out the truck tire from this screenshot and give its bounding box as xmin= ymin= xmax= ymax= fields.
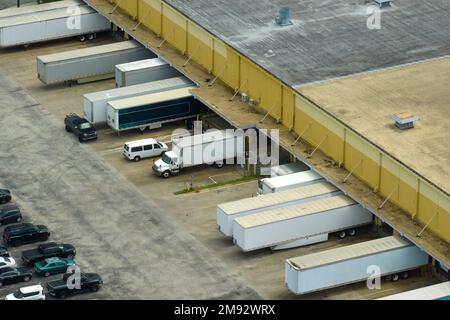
xmin=88 ymin=34 xmax=95 ymax=41
xmin=163 ymin=171 xmax=171 ymax=179
xmin=90 ymin=285 xmax=99 ymax=292
xmin=391 ymin=273 xmax=400 ymax=282
xmin=23 ymin=276 xmax=31 ymax=282
xmin=215 ymin=162 xmax=225 ymax=168
xmin=401 ymin=271 xmax=409 ymax=280
xmin=79 ymin=35 xmax=86 ymax=42
xmin=348 ymin=229 xmax=356 ymax=237
xmin=134 ymin=156 xmax=141 ymax=162
xmin=58 ymin=291 xmax=68 ymax=299
xmin=65 ymin=125 xmax=71 ymax=132
xmin=44 ymin=272 xmax=50 ymax=277
xmin=338 ymin=231 xmax=346 ymax=239
xmin=79 ymin=136 xmax=84 ymax=143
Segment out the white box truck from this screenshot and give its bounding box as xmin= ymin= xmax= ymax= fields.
xmin=115 ymin=58 xmax=182 ymax=88
xmin=258 ymin=170 xmax=323 ymax=194
xmin=217 ymin=182 xmax=341 ymax=237
xmin=0 ymin=6 xmax=110 ymax=48
xmin=233 ymin=195 xmax=373 ymax=251
xmin=37 ymin=40 xmax=155 ymax=84
xmin=153 ymin=130 xmax=244 ymax=178
xmin=377 ymin=281 xmax=450 ymax=300
xmin=83 ymin=76 xmax=194 ymax=124
xmin=285 ymin=236 xmax=429 ymax=295
xmin=0 ymin=0 xmax=84 ymax=19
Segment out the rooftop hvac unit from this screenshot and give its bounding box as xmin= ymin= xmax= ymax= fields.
xmin=275 ymin=7 xmax=293 ymax=26
xmin=390 ymin=112 xmax=419 ymax=130
xmin=374 ymin=0 xmax=393 ymax=8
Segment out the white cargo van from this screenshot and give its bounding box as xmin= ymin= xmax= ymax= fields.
xmin=123 ymin=138 xmax=168 ymax=162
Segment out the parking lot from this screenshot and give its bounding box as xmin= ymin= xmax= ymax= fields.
xmin=0 ymin=35 xmax=438 ymax=300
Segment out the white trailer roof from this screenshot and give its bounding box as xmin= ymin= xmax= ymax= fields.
xmin=218 ymin=182 xmax=338 ymax=215
xmin=116 ymin=58 xmax=168 ymax=72
xmin=287 ymin=236 xmax=412 ymax=271
xmin=108 ymin=87 xmax=195 ymax=110
xmin=0 ymin=5 xmax=95 ymax=28
xmin=37 ymin=41 xmax=142 ymax=64
xmin=235 ymin=194 xmax=356 ymax=229
xmin=377 ymin=281 xmax=450 ymax=300
xmin=0 ymin=0 xmax=84 ymax=19
xmin=83 ymin=77 xmax=193 ymax=102
xmin=262 ymin=170 xmax=322 ymax=189
xmin=173 ymin=130 xmax=237 ymax=148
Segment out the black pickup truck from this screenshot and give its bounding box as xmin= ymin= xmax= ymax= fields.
xmin=3 ymin=223 xmax=50 ymax=247
xmin=21 ymin=242 xmax=76 ymax=265
xmin=0 ymin=189 xmax=12 ymax=204
xmin=46 ymin=272 xmax=103 ymax=299
xmin=64 ymin=113 xmax=98 ymax=142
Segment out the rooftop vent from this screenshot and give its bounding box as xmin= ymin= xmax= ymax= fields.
xmin=390 ymin=112 xmax=419 ymax=130
xmin=275 ymin=7 xmax=293 ymax=26
xmin=373 ymin=0 xmax=392 ymax=8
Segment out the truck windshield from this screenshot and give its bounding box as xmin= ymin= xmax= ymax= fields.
xmin=79 ymin=123 xmax=92 ymax=130
xmin=162 ymin=153 xmax=172 ymax=164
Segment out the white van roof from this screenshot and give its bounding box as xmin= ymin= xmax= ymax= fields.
xmin=20 ymin=285 xmax=43 ymax=294
xmin=125 ymin=138 xmax=158 ymax=148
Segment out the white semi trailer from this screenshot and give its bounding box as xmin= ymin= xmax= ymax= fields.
xmin=153 ymin=130 xmax=244 ymax=178
xmin=217 ymin=182 xmax=341 ymax=237
xmin=232 ymin=195 xmax=373 ymax=251
xmin=83 ymin=76 xmax=194 ymax=124
xmin=285 ymin=236 xmax=429 ymax=295
xmin=377 ymin=281 xmax=450 ymax=300
xmin=37 ymin=40 xmax=155 ymax=84
xmin=258 ymin=170 xmax=323 ymax=194
xmin=115 ymin=58 xmax=182 ymax=88
xmin=269 ymin=162 xmax=310 ymax=177
xmin=0 ymin=6 xmax=110 ymax=48
xmin=0 ymin=0 xmax=84 ymax=19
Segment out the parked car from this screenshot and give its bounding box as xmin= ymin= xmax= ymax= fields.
xmin=47 ymin=272 xmax=103 ymax=299
xmin=0 ymin=189 xmax=11 ymax=204
xmin=22 ymin=242 xmax=76 ymax=265
xmin=0 ymin=267 xmax=32 ymax=287
xmin=5 ymin=285 xmax=45 ymax=300
xmin=0 ymin=246 xmax=9 ymax=258
xmin=64 ymin=113 xmax=98 ymax=142
xmin=3 ymin=223 xmax=50 ymax=247
xmin=35 ymin=257 xmax=75 ymax=277
xmin=0 ymin=257 xmax=16 ymax=269
xmin=0 ymin=204 xmax=22 ymax=226
xmin=123 ymin=138 xmax=168 ymax=162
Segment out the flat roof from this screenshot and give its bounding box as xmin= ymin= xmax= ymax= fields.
xmin=37 ymin=40 xmax=143 ymax=63
xmin=173 ymin=129 xmax=236 ymax=148
xmin=234 ymin=194 xmax=356 ymax=229
xmin=218 ymin=182 xmax=339 ymax=215
xmin=298 ymin=57 xmax=450 ymax=195
xmin=378 ymin=281 xmax=450 ymax=300
xmin=288 ymin=236 xmax=410 ymax=270
xmin=165 ymin=0 xmax=450 ymax=87
xmin=108 ymin=87 xmax=195 ymax=110
xmin=0 ymin=0 xmax=83 ymax=19
xmin=116 ymin=58 xmax=168 ymax=72
xmin=0 ymin=5 xmax=95 ymax=28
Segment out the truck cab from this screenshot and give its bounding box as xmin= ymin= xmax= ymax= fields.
xmin=153 ymin=151 xmax=180 ymax=178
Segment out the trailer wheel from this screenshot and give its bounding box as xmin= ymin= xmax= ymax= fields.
xmin=338 ymin=231 xmax=347 ymax=239
xmin=401 ymin=271 xmax=409 ymax=280
xmin=88 ymin=34 xmax=95 ymax=41
xmin=163 ymin=171 xmax=171 ymax=179
xmin=79 ymin=35 xmax=86 ymax=42
xmin=348 ymin=229 xmax=356 ymax=237
xmin=134 ymin=156 xmax=141 ymax=162
xmin=215 ymin=162 xmax=225 ymax=168
xmin=391 ymin=273 xmax=400 ymax=282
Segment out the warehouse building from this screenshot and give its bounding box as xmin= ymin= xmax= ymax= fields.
xmin=82 ymin=0 xmax=450 ymax=270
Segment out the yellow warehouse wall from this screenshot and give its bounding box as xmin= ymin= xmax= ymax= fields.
xmin=111 ymin=0 xmax=450 ymax=243
xmin=161 ymin=3 xmax=186 ymax=53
